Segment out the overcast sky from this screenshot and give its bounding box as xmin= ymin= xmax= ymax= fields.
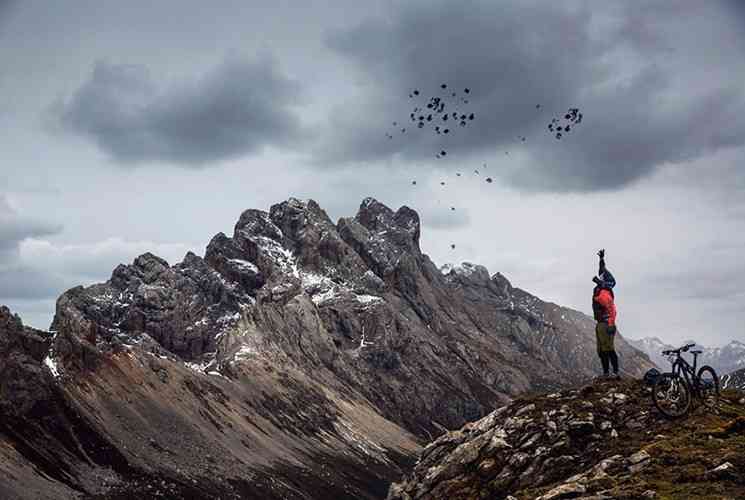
xmin=1 ymin=0 xmax=744 ymax=347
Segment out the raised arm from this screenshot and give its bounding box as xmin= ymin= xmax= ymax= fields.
xmin=597 ymin=249 xmax=616 ymax=288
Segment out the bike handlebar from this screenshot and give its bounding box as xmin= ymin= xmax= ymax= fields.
xmin=661 ymin=343 xmax=697 ymax=356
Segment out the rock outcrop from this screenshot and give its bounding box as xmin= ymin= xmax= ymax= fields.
xmin=2 ymin=197 xmax=654 ymax=499
xmin=387 ymin=380 xmax=745 ymax=499
xmin=723 ymin=367 xmax=745 ymax=391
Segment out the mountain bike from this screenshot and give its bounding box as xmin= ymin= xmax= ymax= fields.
xmin=652 ymin=343 xmax=720 ymax=418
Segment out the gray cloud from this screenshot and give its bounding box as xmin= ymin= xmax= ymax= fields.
xmin=318 ymin=0 xmax=745 ymax=192
xmin=1 ymin=195 xmax=192 ymax=302
xmin=0 ymin=195 xmax=63 ymax=300
xmin=639 ymin=242 xmax=745 ymax=302
xmin=18 ymin=237 xmax=192 ymax=284
xmin=0 ymin=0 xmax=17 ymax=22
xmin=0 ymin=196 xmax=61 ymax=258
xmin=0 ymin=266 xmax=65 ymax=300
xmin=421 ymin=207 xmax=471 ymax=230
xmin=53 ymin=56 xmax=308 ymax=166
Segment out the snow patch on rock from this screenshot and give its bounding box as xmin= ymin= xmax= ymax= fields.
xmin=228 ymin=259 xmax=259 ymax=273
xmin=355 ymin=294 xmax=383 ymax=305
xmin=44 ymin=353 xmax=60 ymax=378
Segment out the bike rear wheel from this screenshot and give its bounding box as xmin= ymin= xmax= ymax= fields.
xmin=697 ymin=365 xmax=720 ymax=404
xmin=653 ymin=373 xmax=692 ymax=418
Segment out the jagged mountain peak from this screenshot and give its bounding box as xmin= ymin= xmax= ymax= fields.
xmin=0 ymin=304 xmax=24 ymax=332
xmin=48 ymin=196 xmax=654 ymax=382
xmin=2 ymin=196 xmax=655 ymax=499
xmin=355 ymin=197 xmax=421 ymax=247
xmin=269 ymin=197 xmax=336 ymax=242
xmin=440 ymin=262 xmax=491 ymax=283
xmin=490 ymin=271 xmax=513 ymax=295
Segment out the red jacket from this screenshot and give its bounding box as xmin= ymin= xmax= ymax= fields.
xmin=593 ymin=288 xmax=617 ymax=327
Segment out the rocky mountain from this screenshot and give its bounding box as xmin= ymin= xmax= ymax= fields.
xmin=1 ymin=197 xmax=653 ymax=499
xmin=388 ymin=379 xmax=745 ymax=500
xmin=722 ymin=368 xmax=745 ymax=392
xmin=628 ymin=337 xmax=745 ymax=375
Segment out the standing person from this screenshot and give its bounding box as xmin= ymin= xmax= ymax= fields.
xmin=592 ymin=249 xmax=619 ymax=379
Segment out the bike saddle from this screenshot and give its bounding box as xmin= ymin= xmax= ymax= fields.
xmin=691 ymin=350 xmax=703 ymax=355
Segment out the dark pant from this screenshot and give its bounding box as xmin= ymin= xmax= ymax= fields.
xmin=596 ymin=322 xmax=619 ymax=375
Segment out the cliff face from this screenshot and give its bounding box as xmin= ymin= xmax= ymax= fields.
xmin=388 ymin=379 xmax=745 ymax=500
xmin=1 ymin=197 xmax=653 ymax=499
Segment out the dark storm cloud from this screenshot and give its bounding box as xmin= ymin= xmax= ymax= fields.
xmin=512 ymin=69 xmax=745 ymax=191
xmin=320 ymin=1 xmax=590 ymax=164
xmin=0 ymin=0 xmax=17 ymax=19
xmin=54 ymin=56 xmax=308 ymax=166
xmin=319 ymin=0 xmax=745 ymax=192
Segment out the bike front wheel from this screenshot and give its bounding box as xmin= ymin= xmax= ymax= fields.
xmin=697 ymin=365 xmax=720 ymax=403
xmin=653 ymin=373 xmax=692 ymax=418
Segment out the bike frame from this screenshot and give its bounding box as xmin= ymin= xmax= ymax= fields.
xmin=670 ymin=352 xmax=701 ymax=392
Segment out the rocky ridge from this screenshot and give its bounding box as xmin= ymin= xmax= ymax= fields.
xmin=388 ymin=379 xmax=745 ymax=500
xmin=2 ymin=197 xmax=654 ymax=499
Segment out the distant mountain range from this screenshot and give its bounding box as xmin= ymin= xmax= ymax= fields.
xmin=627 ymin=336 xmax=745 ymax=377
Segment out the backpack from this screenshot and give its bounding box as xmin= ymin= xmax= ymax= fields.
xmin=643 ymin=368 xmax=661 ymax=386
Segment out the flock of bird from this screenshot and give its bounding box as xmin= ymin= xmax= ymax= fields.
xmin=386 ymin=84 xmax=476 ymax=157
xmin=548 ymin=107 xmax=583 ymax=139
xmin=386 ymin=84 xmax=583 ymax=250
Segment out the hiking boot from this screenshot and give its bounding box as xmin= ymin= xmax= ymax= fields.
xmin=611 ymin=373 xmax=621 ymax=380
